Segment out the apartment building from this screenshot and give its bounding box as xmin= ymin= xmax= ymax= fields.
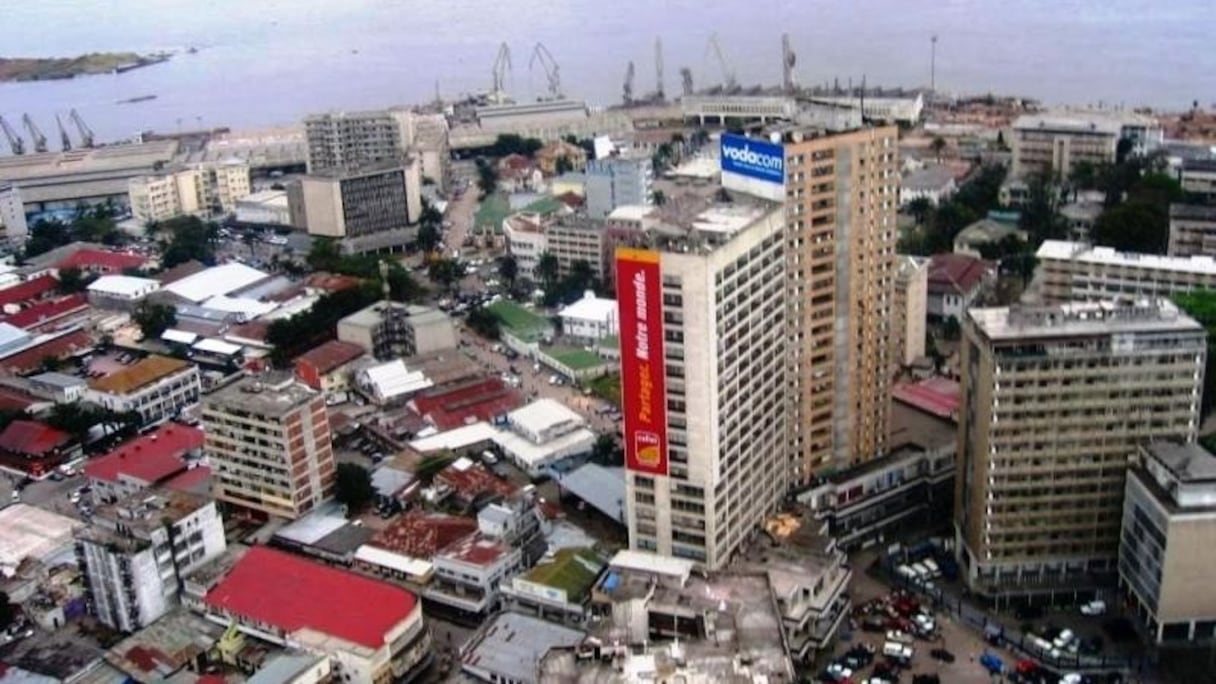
xmin=894 ymin=255 xmax=930 ymax=366
xmin=1168 ymin=203 xmax=1216 ymax=257
xmin=955 ymin=300 xmax=1205 ymax=597
xmin=75 ymin=489 xmax=226 ymax=632
xmin=585 ymin=155 xmax=653 ymax=218
xmin=304 ymin=108 xmax=415 ymax=173
xmin=502 ymin=213 xmax=548 ymax=280
xmin=287 ymin=160 xmax=422 ymax=254
xmin=0 ymin=183 xmax=28 ymax=240
xmin=1010 ymin=110 xmax=1162 ymax=178
xmin=128 ymin=161 xmax=252 ymax=223
xmin=618 ymin=198 xmax=788 ymax=569
xmin=202 ymin=374 xmax=335 ymax=520
xmin=423 ymin=535 xmax=523 ymax=622
xmin=85 ymin=355 xmax=201 ymax=427
xmin=1037 ymin=239 xmax=1216 ymax=303
xmin=546 ymin=218 xmax=606 ymax=281
xmin=1121 ymin=442 xmax=1216 ymax=644
xmin=1180 ymin=159 xmax=1216 ymax=203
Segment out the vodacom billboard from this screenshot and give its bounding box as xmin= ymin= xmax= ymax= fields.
xmin=615 ymin=248 xmax=668 ymax=476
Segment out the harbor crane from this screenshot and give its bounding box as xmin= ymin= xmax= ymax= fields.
xmin=490 ymin=42 xmax=512 ymax=102
xmin=654 ymin=37 xmax=665 ymax=101
xmin=623 ymin=61 xmax=635 ymax=105
xmin=69 ymin=109 xmax=94 ymax=148
xmin=528 ymin=42 xmax=562 ymax=99
xmin=0 ymin=116 xmax=24 ymax=155
xmin=22 ymin=114 xmax=48 ymax=153
xmin=56 ymin=114 xmax=72 ymax=151
xmin=680 ymin=67 xmax=694 ymax=96
xmin=705 ymin=33 xmax=737 ymax=92
xmin=782 ymin=33 xmax=797 ymax=93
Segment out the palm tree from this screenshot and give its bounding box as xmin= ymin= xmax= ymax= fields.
xmin=497 ymin=254 xmax=519 ymax=289
xmin=537 ymin=252 xmax=560 ymax=290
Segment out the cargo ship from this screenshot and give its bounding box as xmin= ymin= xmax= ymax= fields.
xmin=117 ymin=95 xmax=157 ymax=104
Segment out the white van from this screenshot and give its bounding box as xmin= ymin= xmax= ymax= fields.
xmin=922 ymin=558 xmax=942 ymax=578
xmin=481 ymin=450 xmax=499 ymax=465
xmin=882 ymin=642 xmax=913 ymax=661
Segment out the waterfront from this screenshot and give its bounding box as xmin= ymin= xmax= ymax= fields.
xmin=2 ymin=0 xmax=1214 ymax=143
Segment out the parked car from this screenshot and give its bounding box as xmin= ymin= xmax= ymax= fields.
xmin=885 ymin=630 xmax=914 ymax=645
xmin=979 ymin=651 xmax=1004 ymax=675
xmin=1080 ymin=599 xmax=1107 ymax=616
xmin=929 ymin=648 xmax=955 ymax=663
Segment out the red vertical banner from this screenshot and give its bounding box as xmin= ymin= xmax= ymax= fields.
xmin=615 ymin=248 xmax=668 ymax=476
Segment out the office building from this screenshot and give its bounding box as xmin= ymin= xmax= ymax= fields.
xmin=1168 ymin=203 xmax=1216 ymax=257
xmin=202 ymin=374 xmax=335 ymax=520
xmin=75 ymin=490 xmax=226 ymax=632
xmin=337 ymin=301 xmax=457 ymax=359
xmin=894 ymin=255 xmax=929 ymax=366
xmin=955 ymin=300 xmax=1205 ymax=597
xmin=1037 ymin=239 xmax=1216 ymax=303
xmin=304 ymin=108 xmax=415 ymax=173
xmin=128 ymin=161 xmax=252 ymax=223
xmin=85 ymin=355 xmax=202 ymax=427
xmin=618 ymin=198 xmax=787 ymax=569
xmin=1180 ymin=159 xmax=1216 ymax=203
xmin=585 ymin=155 xmax=653 ymax=218
xmin=287 ymin=160 xmax=422 ymax=254
xmin=1010 ymin=110 xmax=1162 ymax=178
xmin=1120 ymin=442 xmax=1216 ymax=644
xmin=545 ymin=218 xmax=606 ymax=281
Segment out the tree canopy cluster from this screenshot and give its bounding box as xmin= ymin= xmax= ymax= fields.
xmin=1090 ymin=167 xmax=1183 ymax=254
xmin=24 ymin=203 xmax=127 ymax=258
xmin=149 ymin=215 xmax=219 ymax=268
xmin=899 ymin=165 xmax=1008 ymax=255
xmin=266 ymin=285 xmax=380 ymax=366
xmin=132 ymin=301 xmax=177 ymax=340
xmin=1173 ymin=290 xmax=1216 ymax=417
xmin=306 ymin=238 xmax=422 ymax=302
xmin=537 ymin=254 xmax=599 ymax=307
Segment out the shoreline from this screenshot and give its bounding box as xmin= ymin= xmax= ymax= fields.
xmin=0 ymin=52 xmax=172 ymax=83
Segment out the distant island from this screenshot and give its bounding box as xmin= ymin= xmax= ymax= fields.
xmin=0 ymin=52 xmax=172 ymax=82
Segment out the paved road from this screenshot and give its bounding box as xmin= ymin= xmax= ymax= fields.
xmin=1 ymin=469 xmax=89 ymax=519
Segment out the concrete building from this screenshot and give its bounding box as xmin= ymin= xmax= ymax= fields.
xmin=234 ymin=189 xmax=292 ymax=225
xmin=1120 ymin=442 xmax=1216 ymax=644
xmin=502 ymin=213 xmax=549 ymax=280
xmin=85 ymin=355 xmax=201 ymax=427
xmin=128 ymin=161 xmax=251 ymax=223
xmin=558 ymin=291 xmax=618 ymax=342
xmin=894 ymin=256 xmax=929 ymax=366
xmin=927 ymin=252 xmax=994 ymax=321
xmin=202 ymin=374 xmax=335 ymax=520
xmin=462 ymin=612 xmax=586 ymax=684
xmin=75 ymin=490 xmax=226 ymax=632
xmin=899 ymin=165 xmax=957 ymax=207
xmin=585 ymin=155 xmax=653 ymax=218
xmin=83 ymin=423 xmax=204 ymax=504
xmin=955 ymin=300 xmax=1206 ymax=598
xmin=1010 ymin=110 xmax=1162 ymax=178
xmin=187 ymin=546 xmax=432 ymax=684
xmin=287 ymin=160 xmax=422 ymax=254
xmin=1168 ymin=203 xmax=1216 ymax=257
xmin=496 ymin=399 xmax=597 ymax=478
xmin=1180 ymin=159 xmax=1216 ymax=203
xmin=618 ymin=200 xmax=787 ymax=569
xmin=86 ymin=275 xmax=160 ymax=310
xmin=1037 ymin=239 xmax=1216 ymax=303
xmin=304 ymin=108 xmax=415 ymax=173
xmin=293 ymin=340 xmax=365 ymax=394
xmin=0 ymin=183 xmax=28 ymax=240
xmin=424 ymin=535 xmax=523 ymax=622
xmin=546 ymin=218 xmax=607 ymax=281
xmin=337 ymin=301 xmax=456 ymax=359
xmin=535 ymin=140 xmax=587 ymax=176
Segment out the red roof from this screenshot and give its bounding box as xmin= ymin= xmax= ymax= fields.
xmin=0 ymin=329 xmax=92 ymax=374
xmin=305 ymin=272 xmax=364 ymax=293
xmin=436 ymin=461 xmax=516 ymax=502
xmin=0 ymin=276 xmax=58 ymax=307
xmin=369 ymin=511 xmax=479 ymax=558
xmin=0 ymin=420 xmax=71 ymax=457
xmin=892 ymin=377 xmax=961 ymax=421
xmin=409 ymin=378 xmax=524 ymax=430
xmin=204 ymin=546 xmax=418 ymax=649
xmin=83 ymin=423 xmax=202 ymax=485
xmin=227 ymin=321 xmax=271 ymax=344
xmin=927 ymin=253 xmax=993 ymax=296
xmin=163 ymin=465 xmax=212 ymax=493
xmin=555 ymin=191 xmax=584 ymax=209
xmin=1 ymin=294 xmax=89 ymax=330
xmin=0 ymin=386 xmax=40 ymax=412
xmin=57 ymin=249 xmax=147 ymax=273
xmin=441 ymin=534 xmax=511 ymax=566
xmin=295 ymin=340 xmax=365 ymax=375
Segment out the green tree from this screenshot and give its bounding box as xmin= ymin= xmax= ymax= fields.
xmin=476 ymin=158 xmax=499 ymax=195
xmin=1069 ymin=161 xmax=1098 ymax=190
xmin=1019 ymin=172 xmax=1066 ymax=244
xmin=930 ymin=136 xmax=947 ymax=162
xmin=1092 ymin=172 xmax=1183 ymax=254
xmin=0 ymin=591 xmax=15 ymax=630
xmin=266 ymin=285 xmax=379 ymax=366
xmin=419 ymin=200 xmax=443 ymax=228
xmin=536 ymin=252 xmax=560 ymax=291
xmin=416 ymin=222 xmax=443 ymax=254
xmin=591 ymin=434 xmax=623 ymax=467
xmin=653 ymin=189 xmax=667 ymax=207
xmin=427 ymin=258 xmax=464 ymax=293
xmin=334 ymin=462 xmax=375 ymax=514
xmin=942 ymin=316 xmax=962 ymax=341
xmin=1174 ymin=290 xmax=1216 ymax=416
xmin=497 ymin=254 xmax=519 ymax=289
xmin=467 ymin=306 xmax=501 ymax=340
xmin=907 ymin=197 xmax=932 ymax=226
xmin=384 ymin=263 xmax=423 ymax=303
xmin=157 ymin=216 xmax=218 ymax=267
xmin=57 ymin=266 xmax=93 ymax=294
xmin=555 ymin=156 xmax=574 ymax=175
xmin=307 ymin=237 xmax=345 ymax=273
xmin=132 ymin=301 xmax=177 ymax=340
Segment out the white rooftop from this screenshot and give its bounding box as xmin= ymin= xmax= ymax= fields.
xmin=0 ymin=504 xmax=82 ymax=575
xmin=494 ymin=425 xmax=597 ymax=468
xmin=608 ymin=549 xmax=696 ymax=581
xmin=163 ymin=262 xmax=268 ymax=303
xmin=559 ymin=292 xmax=617 ymax=324
xmin=353 ymin=544 xmax=432 ymax=578
xmin=1012 ymin=109 xmax=1156 ymax=134
xmin=508 ymin=398 xmax=585 ymax=437
xmin=409 ymin=422 xmax=501 ymax=453
xmin=690 ymin=204 xmax=769 ymax=236
xmin=1037 ymin=240 xmax=1216 ymax=276
xmin=360 ymin=360 xmax=433 ymax=402
xmin=201 ymin=294 xmax=278 ymax=318
xmin=239 ymin=189 xmax=289 ymax=206
xmin=87 ymin=275 xmax=159 ymax=297
xmin=161 ymin=328 xmax=199 ymax=345
xmin=607 ymin=204 xmax=654 ymax=221
xmin=193 ymin=338 xmax=243 ymax=356
xmin=969 ymin=299 xmax=1203 ymax=341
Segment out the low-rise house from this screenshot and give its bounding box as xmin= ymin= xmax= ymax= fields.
xmin=354 ymin=511 xmax=479 ymax=584
xmin=535 ymin=141 xmax=588 ymax=176
xmin=0 ymin=419 xmax=79 ymax=480
xmin=494 ymin=399 xmax=596 ymax=478
xmin=86 ymin=355 xmax=202 ymax=426
xmin=558 ymin=291 xmax=618 ymax=342
xmin=356 ymin=359 xmax=434 ymax=406
xmin=294 ymin=339 xmax=365 ymax=394
xmin=83 ymin=423 xmax=204 ymax=504
xmin=86 ymin=275 xmax=160 ymax=310
xmin=952 ymin=216 xmax=1027 ymax=258
xmin=900 ymin=165 xmax=957 ymax=207
xmin=424 ymin=534 xmax=523 ymax=623
xmin=926 ymin=253 xmax=994 ymax=321
xmin=461 ymin=612 xmax=585 ymax=684
xmin=502 ymin=547 xmax=604 ymax=623
xmin=497 ymin=154 xmax=544 ymax=193
xmin=27 ymin=371 xmax=88 ymax=403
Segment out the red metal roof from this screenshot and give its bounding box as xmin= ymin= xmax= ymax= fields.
xmin=0 ymin=386 xmax=40 ymax=412
xmin=304 ymin=272 xmax=364 ymax=293
xmin=295 ymin=340 xmax=365 ymax=375
xmin=0 ymin=420 xmax=71 ymax=457
xmin=441 ymin=534 xmax=511 ymax=566
xmin=369 ymin=511 xmax=479 ymax=558
xmin=163 ymin=465 xmax=211 ymax=493
xmin=0 ymin=329 xmax=92 ymax=374
xmin=410 ymin=378 xmax=524 ymax=430
xmin=204 ymin=546 xmax=418 ymax=649
xmin=892 ymin=377 xmax=961 ymax=421
xmin=436 ymin=461 xmax=517 ymax=502
xmin=83 ymin=423 xmax=202 ymax=484
xmin=1 ymin=294 xmax=89 ymax=331
xmin=0 ymin=276 xmax=58 ymax=307
xmin=227 ymin=320 xmax=271 ymax=344
xmin=57 ymin=249 xmax=147 ymax=273
xmin=927 ymin=253 xmax=993 ymax=296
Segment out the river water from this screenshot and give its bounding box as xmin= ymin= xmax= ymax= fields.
xmin=2 ymin=0 xmax=1214 ymax=144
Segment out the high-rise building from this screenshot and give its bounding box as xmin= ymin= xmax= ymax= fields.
xmin=304 ymin=109 xmax=415 ymax=173
xmin=894 ymin=255 xmax=930 ymax=367
xmin=724 ymin=127 xmax=899 ymax=479
xmin=955 ymin=300 xmax=1205 ymax=597
xmin=1010 ymin=110 xmax=1162 ymax=178
xmin=585 ymin=155 xmax=653 ymax=218
xmin=0 ymin=183 xmax=29 ymax=240
xmin=287 ymin=160 xmax=422 ymax=254
xmin=618 ymin=197 xmax=788 ymax=569
xmin=203 ymin=374 xmax=335 ymax=520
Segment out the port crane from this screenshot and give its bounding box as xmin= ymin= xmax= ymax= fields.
xmin=490 ymin=42 xmax=512 ymax=102
xmin=22 ymin=114 xmax=48 ymax=153
xmin=680 ymin=67 xmax=694 ymax=96
xmin=654 ymin=38 xmax=665 ymax=101
xmin=782 ymin=33 xmax=797 ymax=93
xmin=622 ymin=61 xmax=635 ymax=104
xmin=706 ymin=33 xmax=737 ymax=92
xmin=56 ymin=114 xmax=72 ymax=151
xmin=528 ymin=43 xmax=561 ymax=100
xmin=69 ymin=109 xmax=94 ymax=148
xmin=0 ymin=116 xmax=24 ymax=155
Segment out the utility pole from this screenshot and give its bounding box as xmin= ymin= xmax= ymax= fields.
xmin=930 ymin=34 xmax=938 ymax=93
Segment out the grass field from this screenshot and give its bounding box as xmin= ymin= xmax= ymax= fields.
xmin=474 ymin=192 xmax=510 ymax=232
xmin=486 ymin=300 xmax=549 ymax=339
xmin=587 ymin=373 xmax=621 ymax=406
xmin=549 ymin=347 xmax=604 ymax=371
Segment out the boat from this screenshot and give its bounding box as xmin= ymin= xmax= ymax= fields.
xmin=117 ymin=95 xmax=158 ymax=104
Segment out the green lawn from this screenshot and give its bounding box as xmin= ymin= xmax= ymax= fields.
xmin=523 ymin=548 xmax=603 ymax=598
xmin=522 ymin=196 xmax=564 ymax=215
xmin=549 ymin=346 xmax=604 ymax=371
xmin=588 ymin=373 xmax=621 ymax=406
xmin=487 ymin=300 xmax=550 ymax=340
xmin=475 ymin=192 xmax=510 ymax=232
